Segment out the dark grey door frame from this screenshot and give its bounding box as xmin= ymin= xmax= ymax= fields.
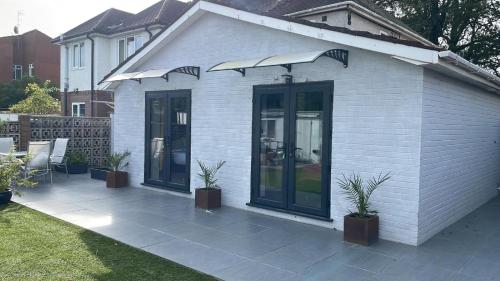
xmin=144 ymin=90 xmax=191 ymax=193
xmin=250 ymin=81 xmax=333 ymax=220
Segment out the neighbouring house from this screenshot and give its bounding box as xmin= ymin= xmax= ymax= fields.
xmin=62 ymin=0 xmax=500 ymax=246
xmin=0 ymin=29 xmax=60 ymax=84
xmin=53 ymin=0 xmax=191 ymax=117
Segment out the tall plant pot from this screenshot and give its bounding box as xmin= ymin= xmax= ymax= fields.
xmin=106 ymin=171 xmax=128 ymax=188
xmin=195 ymin=188 xmax=221 ymax=210
xmin=344 ymin=214 xmax=379 ymax=246
xmin=0 ymin=189 xmax=13 ymax=205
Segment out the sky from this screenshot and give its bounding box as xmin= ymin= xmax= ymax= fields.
xmin=0 ymin=0 xmax=174 ymax=38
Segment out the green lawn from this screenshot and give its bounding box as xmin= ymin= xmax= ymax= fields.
xmin=0 ymin=203 xmax=216 ymax=281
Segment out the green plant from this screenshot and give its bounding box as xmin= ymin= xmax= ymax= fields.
xmin=197 ymin=160 xmax=226 ymax=189
xmin=337 ymin=172 xmax=391 ymax=218
xmin=66 ymin=151 xmax=88 ymax=165
xmin=108 ymin=151 xmax=131 ymax=172
xmin=9 ymin=81 xmax=60 ymax=115
xmin=0 ymin=120 xmax=7 ymax=135
xmin=0 ymin=152 xmax=36 ymax=195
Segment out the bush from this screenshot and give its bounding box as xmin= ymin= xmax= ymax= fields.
xmin=66 ymin=151 xmax=88 ymax=165
xmin=9 ymin=81 xmax=60 ymax=115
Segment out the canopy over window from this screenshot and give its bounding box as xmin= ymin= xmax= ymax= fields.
xmin=104 ymin=66 xmax=200 ymax=83
xmin=207 ymin=49 xmax=348 ymax=76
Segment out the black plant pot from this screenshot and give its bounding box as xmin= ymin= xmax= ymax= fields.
xmin=58 ymin=164 xmax=88 ymax=174
xmin=90 ymin=168 xmax=110 ymax=181
xmin=0 ymin=189 xmax=13 ymax=205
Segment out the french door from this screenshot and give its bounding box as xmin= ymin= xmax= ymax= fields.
xmin=251 ymin=82 xmax=333 ymax=218
xmin=144 ymin=90 xmax=191 ymax=192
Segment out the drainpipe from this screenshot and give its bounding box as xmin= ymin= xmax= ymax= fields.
xmin=63 ymin=44 xmax=69 ymax=115
xmin=86 ymin=33 xmax=95 ymax=117
xmin=145 ymin=25 xmax=153 ymax=40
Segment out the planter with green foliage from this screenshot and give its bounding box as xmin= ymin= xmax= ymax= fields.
xmin=106 ymin=151 xmax=130 ymax=188
xmin=57 ymin=151 xmax=88 ymax=174
xmin=195 ymin=160 xmax=225 ymax=210
xmin=0 ymin=152 xmax=36 ymax=205
xmin=338 ymin=172 xmax=391 ymax=246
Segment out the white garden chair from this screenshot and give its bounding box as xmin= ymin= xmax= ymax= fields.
xmin=24 ymin=141 xmax=52 ymax=184
xmin=0 ymin=137 xmax=14 ymax=154
xmin=50 ymin=138 xmax=69 ymax=178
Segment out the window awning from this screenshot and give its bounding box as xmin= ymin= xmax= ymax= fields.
xmin=104 ymin=66 xmax=200 ymax=84
xmin=207 ymin=49 xmax=348 ymax=76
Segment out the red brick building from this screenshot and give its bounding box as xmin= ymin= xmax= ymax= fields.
xmin=0 ymin=29 xmax=59 ymax=84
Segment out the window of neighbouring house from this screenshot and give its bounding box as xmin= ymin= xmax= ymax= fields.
xmin=28 ymin=64 xmax=34 ymax=77
xmin=72 ymin=102 xmax=86 ymax=117
xmin=79 ymin=42 xmax=85 ymax=68
xmin=118 ymin=35 xmax=144 ymax=64
xmin=73 ymin=44 xmax=79 ymax=68
xmin=13 ymin=65 xmax=22 ymax=80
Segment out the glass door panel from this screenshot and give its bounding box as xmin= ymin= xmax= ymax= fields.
xmin=168 ymin=96 xmax=189 ymax=185
xmin=147 ymin=98 xmax=165 ymax=182
xmin=292 ymin=91 xmax=324 ymax=210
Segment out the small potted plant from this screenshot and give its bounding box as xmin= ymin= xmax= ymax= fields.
xmin=0 ymin=152 xmax=36 ymax=205
xmin=338 ymin=172 xmax=391 ymax=246
xmin=195 ymin=160 xmax=225 ymax=210
xmin=106 ymin=151 xmax=131 ymax=188
xmin=60 ymin=151 xmax=88 ymax=174
xmin=90 ymin=165 xmax=110 ymax=181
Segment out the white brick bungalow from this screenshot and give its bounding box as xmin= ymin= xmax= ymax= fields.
xmin=99 ymin=0 xmax=500 ymax=245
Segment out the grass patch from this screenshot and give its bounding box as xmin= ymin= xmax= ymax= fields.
xmin=0 ymin=203 xmax=216 ymax=281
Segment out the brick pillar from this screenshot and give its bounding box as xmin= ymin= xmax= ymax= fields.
xmin=19 ymin=115 xmax=31 ymax=151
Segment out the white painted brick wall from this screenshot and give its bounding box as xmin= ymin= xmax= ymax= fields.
xmin=113 ymin=13 xmax=424 ymax=245
xmin=417 ymin=69 xmax=500 ymax=244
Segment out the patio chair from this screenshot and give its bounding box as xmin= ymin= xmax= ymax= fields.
xmin=50 ymin=138 xmax=69 ymax=178
xmin=24 ymin=141 xmax=52 ymax=184
xmin=0 ymin=137 xmax=14 ymax=154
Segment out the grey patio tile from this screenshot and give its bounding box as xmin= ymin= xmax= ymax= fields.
xmin=419 ymin=236 xmax=477 ymax=255
xmin=256 ymin=237 xmax=352 ymax=273
xmin=459 ymin=257 xmax=500 ymax=280
xmin=214 ymin=259 xmax=301 ymax=281
xmin=303 ymin=259 xmax=378 ymax=281
xmin=214 ymin=220 xmax=270 ymax=237
xmin=367 ymin=240 xmax=417 ymax=259
xmin=23 ymin=199 xmax=86 ymax=215
xmin=143 ymin=238 xmax=246 ymax=275
xmin=380 ymin=259 xmax=456 ymax=281
xmin=400 ymin=247 xmax=472 ymax=272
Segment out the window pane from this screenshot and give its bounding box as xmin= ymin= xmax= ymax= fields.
xmin=72 ymin=104 xmax=78 ymax=116
xmin=126 ymin=37 xmax=135 ymax=58
xmin=79 ymin=104 xmax=86 ymax=117
xmin=135 ymin=36 xmax=144 ymax=51
xmin=79 ymin=43 xmax=85 ymax=68
xmin=118 ymin=40 xmax=125 ymax=63
xmin=73 ymin=45 xmax=78 ymax=67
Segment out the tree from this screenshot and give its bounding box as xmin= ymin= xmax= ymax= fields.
xmin=0 ymin=77 xmax=59 ymax=110
xmin=9 ymin=81 xmax=61 ymax=115
xmin=375 ymin=0 xmax=500 ymax=76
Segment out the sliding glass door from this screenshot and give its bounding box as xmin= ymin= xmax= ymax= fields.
xmin=145 ymin=90 xmax=191 ymax=192
xmin=251 ymin=82 xmax=333 ymax=218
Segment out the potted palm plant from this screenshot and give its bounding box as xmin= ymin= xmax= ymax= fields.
xmin=195 ymin=160 xmax=225 ymax=210
xmin=338 ymin=172 xmax=391 ymax=246
xmin=58 ymin=151 xmax=88 ymax=174
xmin=106 ymin=151 xmax=131 ymax=188
xmin=0 ymin=152 xmax=36 ymax=205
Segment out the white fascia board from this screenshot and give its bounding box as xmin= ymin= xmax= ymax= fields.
xmin=199 ymin=1 xmax=439 ymax=63
xmin=429 ymin=61 xmax=500 ymax=92
xmin=392 ymin=56 xmax=428 ymax=66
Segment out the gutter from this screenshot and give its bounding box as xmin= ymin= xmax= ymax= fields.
xmin=438 ymin=51 xmax=500 ymax=87
xmin=86 ymin=33 xmax=95 ymax=117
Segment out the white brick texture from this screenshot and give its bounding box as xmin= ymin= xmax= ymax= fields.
xmin=111 ymin=12 xmax=498 ymax=245
xmin=417 ymin=69 xmax=500 ymax=244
